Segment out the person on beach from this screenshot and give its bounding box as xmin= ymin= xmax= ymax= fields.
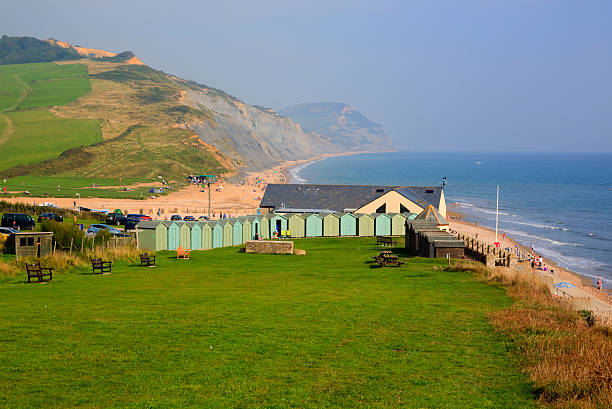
xmin=598 ymin=276 xmax=603 ymax=290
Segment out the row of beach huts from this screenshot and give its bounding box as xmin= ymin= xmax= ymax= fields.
xmin=136 ymin=212 xmax=418 ymax=251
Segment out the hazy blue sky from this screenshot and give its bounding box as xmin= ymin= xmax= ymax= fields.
xmin=2 ymin=0 xmax=611 ymax=152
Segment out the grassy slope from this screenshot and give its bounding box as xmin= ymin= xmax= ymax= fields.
xmin=0 ymin=110 xmax=101 ymax=171
xmin=0 ymin=238 xmax=537 ymax=408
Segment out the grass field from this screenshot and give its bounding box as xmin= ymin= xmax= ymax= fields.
xmin=0 ymin=63 xmax=90 ymax=110
xmin=0 ymin=238 xmax=537 ymax=408
xmin=0 ymin=110 xmax=101 ymax=171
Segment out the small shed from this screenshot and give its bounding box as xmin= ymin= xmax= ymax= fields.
xmin=305 ymin=213 xmax=323 ymax=237
xmin=177 ymin=221 xmax=191 ymax=249
xmin=356 ymin=213 xmax=374 ymax=237
xmin=220 ymin=220 xmax=233 ymax=247
xmin=287 ymin=213 xmax=306 ymax=238
xmin=259 ymin=215 xmax=270 ymax=239
xmin=200 ymin=221 xmax=212 ymax=250
xmin=187 ymin=221 xmax=202 ymax=250
xmin=338 ymin=212 xmax=357 ymax=236
xmin=247 ymin=216 xmax=262 ymax=240
xmin=5 ymin=232 xmax=53 ymax=259
xmin=136 ymin=220 xmax=167 ymax=251
xmin=374 ymin=213 xmax=391 ymax=236
xmin=269 ymin=214 xmax=288 ymax=238
xmin=321 ymin=213 xmax=340 ymax=237
xmin=389 ymin=213 xmax=407 ymax=236
xmin=230 ymin=219 xmax=243 ymax=246
xmin=211 ymin=221 xmax=223 ymax=248
xmin=240 ymin=217 xmax=252 ymax=243
xmin=163 ymin=221 xmax=180 ymax=250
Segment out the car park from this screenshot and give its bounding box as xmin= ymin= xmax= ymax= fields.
xmin=38 ymin=212 xmax=63 ymax=222
xmin=170 ymin=215 xmax=182 ymax=221
xmin=198 ymin=216 xmax=209 ymax=221
xmin=86 ymin=224 xmax=130 ymax=237
xmin=1 ymin=213 xmax=35 ymax=230
xmin=183 ymin=215 xmax=196 ymax=221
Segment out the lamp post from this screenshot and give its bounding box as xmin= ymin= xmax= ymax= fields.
xmin=75 ymin=193 xmax=81 ymax=214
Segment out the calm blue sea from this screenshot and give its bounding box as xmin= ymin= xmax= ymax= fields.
xmin=291 ymin=152 xmax=612 ymax=287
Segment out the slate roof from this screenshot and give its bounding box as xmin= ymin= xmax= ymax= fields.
xmin=136 ymin=220 xmax=164 ymax=229
xmin=260 ymin=184 xmax=443 ymax=213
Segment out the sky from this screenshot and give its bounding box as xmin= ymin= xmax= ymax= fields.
xmin=1 ymin=0 xmax=611 ymax=152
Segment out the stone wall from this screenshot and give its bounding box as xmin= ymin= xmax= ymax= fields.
xmin=245 ymin=240 xmax=293 ymax=255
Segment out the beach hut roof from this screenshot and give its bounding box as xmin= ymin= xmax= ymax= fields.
xmin=416 ymin=205 xmax=449 ymax=225
xmin=161 ymin=221 xmax=176 ymax=228
xmin=136 ymin=220 xmax=164 ymax=229
xmin=185 ymin=221 xmax=200 ymax=228
xmin=275 ymin=208 xmax=337 ymax=214
xmin=260 ymin=184 xmax=443 ymax=213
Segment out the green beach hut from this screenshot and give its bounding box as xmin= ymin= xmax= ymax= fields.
xmin=260 ymin=215 xmax=270 ymax=239
xmin=164 ymin=221 xmax=180 ymax=250
xmin=389 ymin=213 xmax=407 ymax=236
xmin=211 ymin=221 xmax=223 ymax=248
xmin=270 ymin=214 xmax=288 ymax=238
xmin=136 ymin=220 xmax=167 ymax=251
xmin=305 ymin=213 xmax=323 ymax=237
xmin=338 ymin=212 xmax=357 ymax=236
xmin=287 ymin=213 xmax=306 ymax=238
xmin=187 ymin=221 xmax=202 ymax=250
xmin=200 ymin=221 xmax=212 ymax=250
xmin=177 ymin=221 xmax=191 ymax=249
xmin=247 ymin=216 xmax=262 ymax=240
xmin=240 ymin=217 xmax=252 ymax=243
xmin=374 ymin=213 xmax=391 ymax=236
xmin=356 ymin=214 xmax=374 ymax=237
xmin=321 ymin=213 xmax=340 ymax=237
xmin=220 ymin=220 xmax=233 ymax=247
xmin=230 ymin=219 xmax=243 ymax=245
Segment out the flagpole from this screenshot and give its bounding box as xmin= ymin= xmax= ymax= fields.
xmin=495 ymin=185 xmax=499 ymax=244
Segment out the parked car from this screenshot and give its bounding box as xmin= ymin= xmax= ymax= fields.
xmin=170 ymin=215 xmax=182 ymax=221
xmin=124 ymin=214 xmax=151 ymax=230
xmin=86 ymin=224 xmax=130 ymax=237
xmin=198 ymin=216 xmax=209 ymax=221
xmin=106 ymin=212 xmax=126 ymax=226
xmin=183 ymin=215 xmax=196 ymax=221
xmin=38 ymin=212 xmax=63 ymax=222
xmin=1 ymin=213 xmax=35 ymax=230
xmin=0 ymin=227 xmax=20 ymax=235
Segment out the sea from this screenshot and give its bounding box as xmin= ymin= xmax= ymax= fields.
xmin=290 ymin=151 xmax=612 ymax=287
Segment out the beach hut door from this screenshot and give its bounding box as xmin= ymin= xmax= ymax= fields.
xmin=276 ymin=220 xmax=281 ymax=235
xmin=255 ymin=224 xmax=259 ymax=239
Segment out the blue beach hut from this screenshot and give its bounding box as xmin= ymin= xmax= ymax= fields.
xmin=374 ymin=213 xmax=391 ymax=236
xmin=187 ymin=221 xmax=202 ymax=250
xmin=269 ymin=214 xmax=288 ymax=238
xmin=247 ymin=216 xmax=262 ymax=240
xmin=338 ymin=213 xmax=357 ymax=236
xmin=230 ymin=219 xmax=243 ymax=245
xmin=305 ymin=213 xmax=323 ymax=237
xmin=211 ymin=221 xmax=223 ymax=248
xmin=163 ymin=221 xmax=180 ymax=250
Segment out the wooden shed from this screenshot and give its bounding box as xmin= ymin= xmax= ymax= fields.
xmin=389 ymin=213 xmax=407 ymax=236
xmin=287 ymin=213 xmax=306 ymax=238
xmin=163 ymin=221 xmax=180 ymax=250
xmin=5 ymin=232 xmax=53 ymax=260
xmin=211 ymin=221 xmax=223 ymax=248
xmin=177 ymin=221 xmax=191 ymax=249
xmin=230 ymin=219 xmax=243 ymax=246
xmin=200 ymin=221 xmax=212 ymax=250
xmin=269 ymin=214 xmax=288 ymax=238
xmin=356 ymin=213 xmax=374 ymax=237
xmin=240 ymin=217 xmax=252 ymax=243
xmin=305 ymin=213 xmax=323 ymax=237
xmin=374 ymin=213 xmax=391 ymax=236
xmin=136 ymin=220 xmax=167 ymax=251
xmin=259 ymin=215 xmax=270 ymax=239
xmin=338 ymin=212 xmax=357 ymax=236
xmin=186 ymin=221 xmax=202 ymax=250
xmin=321 ymin=213 xmax=340 ymax=237
xmin=220 ymin=220 xmax=233 ymax=247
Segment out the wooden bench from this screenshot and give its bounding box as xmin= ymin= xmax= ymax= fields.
xmin=376 ymin=236 xmax=397 ymax=247
xmin=140 ymin=253 xmax=156 ymax=266
xmin=373 ymin=250 xmax=404 ymax=267
xmin=25 ymin=262 xmax=53 ymax=283
xmin=177 ymin=246 xmax=190 ymax=260
xmin=91 ymin=258 xmax=112 ymax=274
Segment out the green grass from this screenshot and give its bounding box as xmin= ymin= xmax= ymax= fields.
xmin=0 ymin=238 xmax=537 ymax=408
xmin=0 ymin=110 xmax=101 ymax=171
xmin=0 ymin=62 xmax=90 ymax=109
xmin=0 ymin=176 xmax=167 ymax=200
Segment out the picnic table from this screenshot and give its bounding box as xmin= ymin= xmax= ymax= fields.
xmin=373 ymin=250 xmax=404 ymax=267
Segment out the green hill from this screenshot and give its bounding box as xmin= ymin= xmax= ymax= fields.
xmin=0 ymin=35 xmax=82 ymax=65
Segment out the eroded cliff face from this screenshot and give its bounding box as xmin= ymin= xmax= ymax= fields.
xmin=185 ymin=90 xmax=343 ymax=171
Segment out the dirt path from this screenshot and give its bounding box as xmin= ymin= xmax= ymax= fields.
xmin=12 ymin=74 xmax=32 ymax=108
xmin=0 ymin=74 xmax=31 ymax=145
xmin=0 ymin=113 xmax=14 ymax=145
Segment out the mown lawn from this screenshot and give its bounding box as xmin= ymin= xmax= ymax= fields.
xmin=0 ymin=238 xmax=537 ymax=408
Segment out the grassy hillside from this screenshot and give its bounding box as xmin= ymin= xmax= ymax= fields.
xmin=0 ymin=238 xmax=537 ymax=408
xmin=0 ymin=110 xmax=101 ymax=171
